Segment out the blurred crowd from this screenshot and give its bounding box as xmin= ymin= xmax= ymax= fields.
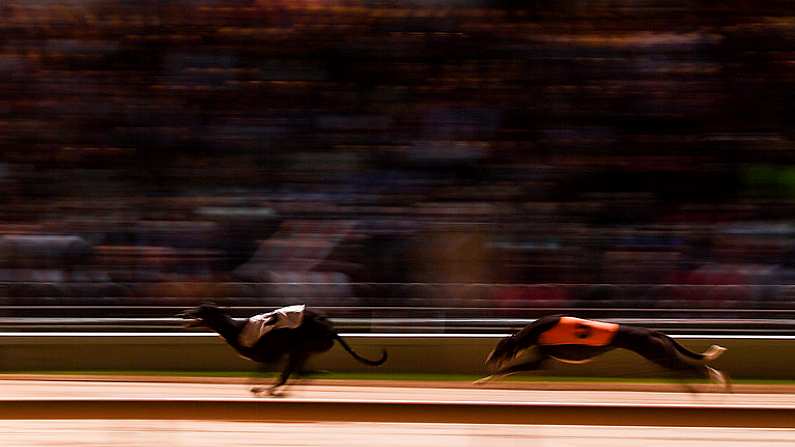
xmin=2 ymin=0 xmax=795 ymax=310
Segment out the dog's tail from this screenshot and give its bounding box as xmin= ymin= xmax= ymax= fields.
xmin=334 ymin=334 xmax=388 ymax=366
xmin=670 ymin=337 xmax=727 ymax=363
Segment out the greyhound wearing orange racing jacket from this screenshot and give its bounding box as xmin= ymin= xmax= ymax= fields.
xmin=477 ymin=315 xmax=729 ymax=391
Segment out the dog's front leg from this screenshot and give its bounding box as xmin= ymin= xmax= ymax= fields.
xmin=268 ymin=352 xmax=308 ymax=396
xmin=249 ymin=363 xmax=272 ymax=396
xmin=474 ymin=358 xmax=547 ymax=385
xmin=473 ymin=374 xmax=497 ymax=385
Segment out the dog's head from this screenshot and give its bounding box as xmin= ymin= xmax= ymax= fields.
xmin=177 ymin=302 xmax=227 ymax=328
xmin=485 ymin=333 xmax=522 ymax=370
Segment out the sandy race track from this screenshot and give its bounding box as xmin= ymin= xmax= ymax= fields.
xmin=0 ymin=378 xmax=792 ymax=406
xmin=0 ymin=379 xmax=794 ymax=446
xmin=2 ymin=420 xmax=795 ymax=447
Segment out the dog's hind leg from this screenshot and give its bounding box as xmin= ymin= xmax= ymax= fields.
xmin=707 ymin=366 xmax=732 ymax=393
xmin=668 ymin=369 xmax=701 ymax=394
xmin=663 ymin=363 xmax=731 ymax=394
xmin=675 ymin=365 xmax=731 ymax=394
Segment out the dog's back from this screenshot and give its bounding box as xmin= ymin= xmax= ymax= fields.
xmin=537 ymin=316 xmax=619 ymax=347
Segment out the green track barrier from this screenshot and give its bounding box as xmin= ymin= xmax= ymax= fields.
xmin=0 ymin=334 xmax=791 ymax=380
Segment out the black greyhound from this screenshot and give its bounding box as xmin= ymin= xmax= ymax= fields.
xmin=477 ymin=315 xmax=730 ymax=391
xmin=178 ymin=303 xmax=387 ymax=395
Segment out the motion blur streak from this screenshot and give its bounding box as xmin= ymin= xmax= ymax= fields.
xmin=1 ymin=421 xmax=794 ymax=447
xmin=2 ymin=0 xmax=795 ymax=316
xmin=3 ymin=1 xmax=795 ymax=445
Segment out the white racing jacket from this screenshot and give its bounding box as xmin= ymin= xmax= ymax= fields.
xmin=238 ymin=304 xmax=306 ymax=348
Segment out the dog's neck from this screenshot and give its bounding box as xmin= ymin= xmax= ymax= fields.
xmin=206 ymin=314 xmax=246 ymax=347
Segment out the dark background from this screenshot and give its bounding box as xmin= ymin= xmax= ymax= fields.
xmin=2 ymin=0 xmax=795 ymax=312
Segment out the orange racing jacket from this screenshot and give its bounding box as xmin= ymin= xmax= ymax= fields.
xmin=537 ymin=316 xmax=619 ymax=346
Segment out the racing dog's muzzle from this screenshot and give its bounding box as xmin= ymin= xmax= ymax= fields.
xmin=176 ymin=309 xmax=203 ymax=328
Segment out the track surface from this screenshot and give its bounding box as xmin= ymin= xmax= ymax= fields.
xmin=0 ymin=379 xmax=792 ymax=407
xmin=1 ymin=421 xmax=794 ymax=447
xmin=1 ymin=380 xmax=794 ymax=446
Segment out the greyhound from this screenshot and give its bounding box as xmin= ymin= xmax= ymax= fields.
xmin=178 ymin=303 xmax=387 ymax=395
xmin=476 ymin=315 xmax=730 ymax=391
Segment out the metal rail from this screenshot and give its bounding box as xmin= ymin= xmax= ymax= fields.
xmin=1 ymin=281 xmax=793 ymax=333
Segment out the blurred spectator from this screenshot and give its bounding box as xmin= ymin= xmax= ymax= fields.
xmin=2 ymin=0 xmax=795 ymax=310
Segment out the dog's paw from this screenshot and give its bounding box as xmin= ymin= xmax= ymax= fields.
xmin=704 ymin=345 xmax=727 ymax=361
xmin=707 ymin=367 xmax=732 ymax=393
xmin=250 ymin=386 xmax=267 ymax=396
xmin=473 ymin=375 xmax=495 ymax=386
xmin=268 ymin=385 xmax=286 ymax=397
